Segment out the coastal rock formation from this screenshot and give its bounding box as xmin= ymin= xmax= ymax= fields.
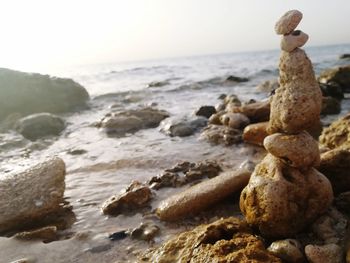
xmin=321 ymin=96 xmax=341 ymax=115
xmin=229 ymin=100 xmax=270 ymax=123
xmin=195 ymin=105 xmax=216 ymax=119
xmin=160 ymin=116 xmax=207 ymax=137
xmin=0 ymin=157 xmax=66 ymax=233
xmin=220 ymin=112 xmax=250 ymax=129
xmin=319 ymin=113 xmax=350 ymax=149
xmin=200 ymin=124 xmax=242 ymax=145
xmin=242 ymin=121 xmax=269 ymax=146
xmin=0 ymin=68 xmax=89 ymax=121
xmin=318 ymin=65 xmax=350 ymax=92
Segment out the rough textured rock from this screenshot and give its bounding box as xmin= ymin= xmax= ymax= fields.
xmin=267 ymin=239 xmax=305 ymax=263
xmin=321 ymin=96 xmax=341 ymax=115
xmin=319 ymin=113 xmax=350 ymax=149
xmin=14 ymin=226 xmax=58 ymax=242
xmin=0 ymin=68 xmax=89 ymax=121
xmin=102 ymin=181 xmax=152 ymax=216
xmin=240 ymin=154 xmax=333 ymax=238
xmin=220 ymin=112 xmax=250 ymax=129
xmin=129 ymin=222 xmax=160 ymax=241
xmin=305 ymin=243 xmax=344 ymax=263
xmin=319 ymin=148 xmax=350 ymax=194
xmin=263 ymin=131 xmax=320 ymax=168
xmin=195 ymin=106 xmax=216 ymax=119
xmin=15 ymin=113 xmax=65 ymax=141
xmin=200 ymin=124 xmax=242 ymax=145
xmin=268 ymin=49 xmax=322 ymax=134
xmin=275 ymin=10 xmax=303 ymax=35
xmin=140 ymin=217 xmax=281 ymax=263
xmin=318 ymin=65 xmax=350 ymax=92
xmin=157 ymin=169 xmax=251 ymax=221
xmin=229 ymin=100 xmax=270 ymax=123
xmin=281 ymin=30 xmax=309 ymax=52
xmin=242 ymin=121 xmax=269 ymax=146
xmin=0 ymin=157 xmax=66 ymax=233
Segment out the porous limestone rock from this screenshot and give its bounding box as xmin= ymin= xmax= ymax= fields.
xmin=0 ymin=157 xmax=66 ymax=233
xmin=318 ymin=65 xmax=350 ymax=92
xmin=319 ymin=113 xmax=350 ymax=149
xmin=305 ymin=243 xmax=344 ymax=263
xmin=268 ymin=49 xmax=322 ymax=134
xmin=242 ymin=121 xmax=269 ymax=146
xmin=240 ymin=154 xmax=333 ymax=238
xmin=267 ymin=239 xmax=305 ymax=263
xmin=14 ymin=226 xmax=58 ymax=242
xmin=220 ymin=112 xmax=250 ymax=129
xmin=281 ymin=30 xmax=309 ymax=52
xmin=275 ymin=10 xmax=303 ymax=35
xmin=263 ymin=131 xmax=320 ymax=168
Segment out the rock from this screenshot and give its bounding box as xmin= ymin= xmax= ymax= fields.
xmin=263 ymin=131 xmax=320 ymax=168
xmin=275 ymin=10 xmax=303 ymax=35
xmin=9 ymin=258 xmax=36 ymax=263
xmin=281 ymin=30 xmax=309 ymax=52
xmin=66 ymin=148 xmax=87 ymax=155
xmin=319 ymin=113 xmax=350 ymax=149
xmin=268 ymin=49 xmax=322 ymax=134
xmin=200 ymin=124 xmax=242 ymax=145
xmin=242 ymin=121 xmax=269 ymax=146
xmin=102 ymin=181 xmax=152 ymax=216
xmin=14 ymin=113 xmax=65 ymax=141
xmin=160 ymin=116 xmax=207 ymax=137
xmin=147 ymin=81 xmax=169 ymax=88
xmin=257 ymin=79 xmax=279 ymax=93
xmin=322 ymin=96 xmax=341 ymax=115
xmin=319 ymin=65 xmax=350 ymax=92
xmin=305 ymin=244 xmax=344 ymax=263
xmin=319 ymin=82 xmax=344 ymax=100
xmin=225 ymin=75 xmax=249 ymax=83
xmin=0 ymin=157 xmax=66 ymax=233
xmin=335 ymin=191 xmax=350 ymax=214
xmin=195 ymin=106 xmax=216 ymax=119
xmin=267 ymin=239 xmax=305 ymax=263
xmin=96 ymin=107 xmax=169 ymax=136
xmin=0 ymin=68 xmax=89 ymax=121
xmin=156 ymin=169 xmax=251 ymax=221
xmin=220 ymin=113 xmax=250 ymax=129
xmin=319 ymin=148 xmax=350 ymax=194
xmin=140 ymin=217 xmax=281 ymax=263
xmin=229 ymin=100 xmax=270 ymax=123
xmin=224 ymin=94 xmax=242 ymax=106
xmin=108 ymin=230 xmax=128 ymax=241
xmin=208 ymin=112 xmax=222 ymax=125
xmin=240 ymin=154 xmax=333 ymax=238
xmin=14 ymin=226 xmax=57 ymax=242
xmin=340 ymin=54 xmax=350 ymax=59
xmin=129 ymin=222 xmax=160 ymax=241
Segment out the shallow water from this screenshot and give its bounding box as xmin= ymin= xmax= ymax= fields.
xmin=1 ymin=44 xmax=350 ymax=262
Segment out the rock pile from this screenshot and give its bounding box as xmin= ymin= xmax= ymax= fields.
xmin=240 ymin=10 xmax=333 ymax=238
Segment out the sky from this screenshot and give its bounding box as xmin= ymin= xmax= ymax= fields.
xmin=1 ymin=0 xmax=350 ymax=72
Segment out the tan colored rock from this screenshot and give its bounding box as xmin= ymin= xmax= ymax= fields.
xmin=267 ymin=239 xmax=305 ymax=263
xmin=0 ymin=157 xmax=66 ymax=234
xmin=275 ymin=10 xmax=303 ymax=35
xmin=305 ymin=244 xmax=344 ymax=263
xmin=263 ymin=131 xmax=320 ymax=168
xmin=14 ymin=226 xmax=57 ymax=242
xmin=240 ymin=154 xmax=333 ymax=238
xmin=319 ymin=113 xmax=350 ymax=149
xmin=281 ymin=30 xmax=308 ymax=52
xmin=140 ymin=217 xmax=282 ymax=263
xmin=229 ymin=100 xmax=270 ymax=123
xmin=268 ymin=49 xmax=322 ymax=134
xmin=200 ymin=124 xmax=242 ymax=145
xmin=243 ymin=121 xmax=269 ymax=146
xmin=220 ymin=112 xmax=250 ymax=129
xmin=156 ymin=169 xmax=251 ymax=221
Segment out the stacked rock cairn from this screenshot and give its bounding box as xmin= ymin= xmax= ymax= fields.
xmin=239 ymin=10 xmax=334 ymax=238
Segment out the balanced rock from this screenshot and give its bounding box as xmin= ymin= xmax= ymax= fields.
xmin=263 ymin=131 xmax=320 ymax=168
xmin=268 ymin=49 xmax=322 ymax=134
xmin=275 ymin=10 xmax=303 ymax=35
xmin=240 ymin=154 xmax=333 ymax=238
xmin=281 ymin=30 xmax=309 ymax=52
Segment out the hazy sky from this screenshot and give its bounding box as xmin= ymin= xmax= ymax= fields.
xmin=1 ymin=0 xmax=350 ymax=72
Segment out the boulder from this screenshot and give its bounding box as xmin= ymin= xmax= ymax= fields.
xmin=319 ymin=82 xmax=344 ymax=100
xmin=15 ymin=113 xmax=65 ymax=141
xmin=220 ymin=112 xmax=250 ymax=129
xmin=318 ymin=65 xmax=350 ymax=92
xmin=200 ymin=124 xmax=242 ymax=145
xmin=195 ymin=105 xmax=216 ymax=119
xmin=0 ymin=157 xmax=66 ymax=233
xmin=224 ymin=75 xmax=249 ymax=83
xmin=305 ymin=244 xmax=344 ymax=263
xmin=267 ymin=239 xmax=305 ymax=263
xmin=275 ymin=10 xmax=303 ymax=35
xmin=321 ymin=96 xmax=341 ymax=115
xmin=229 ymin=100 xmax=270 ymax=123
xmin=240 ymin=154 xmax=333 ymax=238
xmin=319 ymin=113 xmax=350 ymax=149
xmin=140 ymin=217 xmax=281 ymax=263
xmin=0 ymin=68 xmax=89 ymax=121
xmin=242 ymin=121 xmax=269 ymax=146
xmin=160 ymin=117 xmax=207 ymax=137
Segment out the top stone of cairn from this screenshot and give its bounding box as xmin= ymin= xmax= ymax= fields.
xmin=275 ymin=10 xmax=303 ymax=35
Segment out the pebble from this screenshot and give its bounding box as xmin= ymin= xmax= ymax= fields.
xmin=275 ymin=10 xmax=303 ymax=35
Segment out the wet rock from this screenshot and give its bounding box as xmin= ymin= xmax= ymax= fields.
xmin=242 ymin=121 xmax=269 ymax=146
xmin=140 ymin=217 xmax=281 ymax=262
xmin=225 ymin=75 xmax=249 ymax=83
xmin=319 ymin=113 xmax=350 ymax=149
xmin=340 ymin=54 xmax=350 ymax=59
xmin=267 ymin=239 xmax=305 ymax=263
xmin=108 ymin=230 xmax=128 ymax=241
xmin=220 ymin=112 xmax=250 ymax=129
xmin=268 ymin=49 xmax=322 ymax=134
xmin=9 ymin=258 xmax=36 ymax=263
xmin=102 ymin=181 xmax=152 ymax=216
xmin=147 ymin=81 xmax=169 ymax=88
xmin=319 ymin=148 xmax=350 ymax=194
xmin=14 ymin=226 xmax=57 ymax=242
xmin=160 ymin=117 xmax=207 ymax=137
xmin=319 ymin=65 xmax=350 ymax=92
xmin=321 ymin=96 xmax=341 ymax=115
xmin=229 ymin=100 xmax=270 ymax=123
xmin=129 ymin=222 xmax=160 ymax=241
xmin=66 ymin=148 xmax=87 ymax=155
xmin=335 ymin=191 xmax=350 ymax=214
xmin=195 ymin=105 xmax=216 ymax=119
xmin=96 ymin=107 xmax=169 ymax=136
xmin=305 ymin=243 xmax=344 ymax=263
xmin=275 ymin=10 xmax=303 ymax=35
xmin=224 ymin=94 xmax=242 ymax=106
xmin=15 ymin=113 xmax=65 ymax=141
xmin=157 ymin=169 xmax=251 ymax=221
xmin=0 ymin=157 xmax=66 ymax=234
xmin=281 ymin=30 xmax=309 ymax=52
xmin=200 ymin=124 xmax=242 ymax=145
xmin=256 ymin=79 xmax=279 ymax=93
xmin=319 ymin=82 xmax=344 ymax=100
xmin=240 ymin=154 xmax=333 ymax=238
xmin=263 ymin=131 xmax=320 ymax=168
